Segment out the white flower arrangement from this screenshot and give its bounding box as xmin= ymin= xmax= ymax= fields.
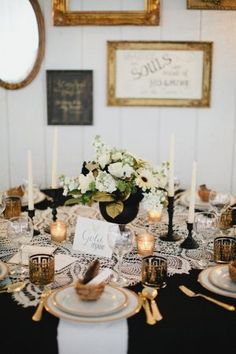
xmin=60 ymin=136 xmax=169 ymax=219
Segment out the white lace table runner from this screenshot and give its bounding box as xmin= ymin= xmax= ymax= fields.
xmin=0 ymin=205 xmax=214 ymax=308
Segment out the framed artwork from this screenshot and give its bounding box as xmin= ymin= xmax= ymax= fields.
xmin=107 ymin=41 xmax=213 ymax=107
xmin=187 ymin=0 xmax=236 ymax=10
xmin=52 ymin=0 xmax=160 ymax=26
xmin=46 ymin=70 xmax=93 ymax=125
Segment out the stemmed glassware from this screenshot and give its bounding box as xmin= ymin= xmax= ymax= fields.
xmin=7 ymin=215 xmax=34 ymax=279
xmin=108 ymin=224 xmax=135 ymax=287
xmin=194 ymin=211 xmax=219 ymax=268
xmin=208 ymin=190 xmax=231 ymax=215
xmin=0 ymin=192 xmax=6 ymax=217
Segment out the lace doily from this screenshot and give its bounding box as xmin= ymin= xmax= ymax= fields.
xmin=0 ymin=205 xmax=210 ymax=308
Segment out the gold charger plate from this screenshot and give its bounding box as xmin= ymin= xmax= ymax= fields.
xmin=45 ymin=287 xmax=140 ymax=323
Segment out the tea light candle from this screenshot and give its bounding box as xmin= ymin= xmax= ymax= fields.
xmin=50 ymin=220 xmax=67 ymax=243
xmin=148 ymin=210 xmax=162 ymax=223
xmin=136 ymin=231 xmax=155 ymax=257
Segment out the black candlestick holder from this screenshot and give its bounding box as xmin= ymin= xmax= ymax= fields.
xmin=28 ymin=209 xmax=40 ymax=236
xmin=46 ymin=187 xmax=64 ymax=222
xmin=160 ymin=196 xmax=182 ymax=242
xmin=180 ymin=222 xmax=199 ymax=249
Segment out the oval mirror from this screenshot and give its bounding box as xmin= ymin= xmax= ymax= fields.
xmin=0 ymin=0 xmax=45 ymax=90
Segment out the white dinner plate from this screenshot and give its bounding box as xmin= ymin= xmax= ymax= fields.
xmin=45 ymin=287 xmax=140 ymax=323
xmin=178 ymin=190 xmax=236 ymax=210
xmin=0 ymin=260 xmax=8 ymax=280
xmin=208 ymin=265 xmax=236 ymax=293
xmin=178 ymin=190 xmax=210 ymax=210
xmin=198 ymin=267 xmax=236 ymax=299
xmin=21 ymin=190 xmax=46 ymax=206
xmin=53 ymin=285 xmax=128 ymax=317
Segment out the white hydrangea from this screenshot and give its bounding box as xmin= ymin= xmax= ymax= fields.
xmin=78 ymin=172 xmax=95 ymax=194
xmin=95 ymin=171 xmax=117 ymax=193
xmin=141 ymin=189 xmax=166 ymax=211
xmin=108 ymin=162 xmax=134 ymax=179
xmin=59 ymin=175 xmax=79 ymax=195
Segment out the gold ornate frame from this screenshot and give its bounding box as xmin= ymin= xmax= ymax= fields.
xmin=187 ymin=0 xmax=236 ymax=10
xmin=0 ymin=0 xmax=45 ymax=90
xmin=53 ymin=0 xmax=160 ymax=26
xmin=107 ymin=41 xmax=213 ymax=107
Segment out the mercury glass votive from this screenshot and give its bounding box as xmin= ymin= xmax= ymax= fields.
xmin=147 ymin=209 xmax=162 ymax=223
xmin=50 ymin=220 xmax=67 ymax=243
xmin=136 ymin=231 xmax=155 ymax=257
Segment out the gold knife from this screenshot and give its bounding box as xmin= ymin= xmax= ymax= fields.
xmin=138 ymin=292 xmax=156 ymax=325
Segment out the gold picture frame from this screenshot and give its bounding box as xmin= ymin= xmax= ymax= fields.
xmin=107 ymin=41 xmax=213 ymax=107
xmin=53 ymin=0 xmax=160 ymax=26
xmin=187 ymin=0 xmax=236 ymax=10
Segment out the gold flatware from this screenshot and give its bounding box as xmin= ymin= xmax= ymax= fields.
xmin=179 ymin=285 xmax=235 ymax=311
xmin=142 ymin=288 xmax=163 ymax=321
xmin=138 ymin=292 xmax=156 ymax=325
xmin=32 ymin=287 xmax=51 ymax=321
xmin=0 ymin=281 xmax=25 ymax=293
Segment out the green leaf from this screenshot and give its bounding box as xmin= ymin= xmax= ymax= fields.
xmin=65 ymin=198 xmax=82 ymax=206
xmin=106 ymin=201 xmax=124 ymax=218
xmin=92 ymin=192 xmax=115 ymax=202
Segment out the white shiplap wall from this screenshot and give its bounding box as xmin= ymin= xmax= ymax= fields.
xmin=1 ymin=0 xmax=236 ymax=193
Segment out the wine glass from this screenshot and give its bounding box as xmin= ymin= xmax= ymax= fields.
xmin=0 ymin=192 xmax=6 ymax=217
xmin=108 ymin=224 xmax=135 ymax=287
xmin=7 ymin=216 xmax=34 ymax=279
xmin=209 ymin=190 xmax=231 ymax=215
xmin=194 ymin=211 xmax=219 ymax=268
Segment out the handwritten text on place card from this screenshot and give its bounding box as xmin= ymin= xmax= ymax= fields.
xmin=72 ymin=217 xmax=119 ymax=258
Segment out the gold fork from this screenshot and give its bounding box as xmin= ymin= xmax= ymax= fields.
xmin=32 ymin=287 xmax=51 ymax=321
xmin=179 ymin=285 xmax=235 ymax=311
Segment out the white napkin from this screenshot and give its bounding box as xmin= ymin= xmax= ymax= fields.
xmin=8 ymin=246 xmax=77 ymax=271
xmin=8 ymin=245 xmax=56 ymax=265
xmin=54 ymin=254 xmax=77 ymax=271
xmin=57 ymin=267 xmax=128 ymax=354
xmin=58 ymin=319 xmax=128 ymax=354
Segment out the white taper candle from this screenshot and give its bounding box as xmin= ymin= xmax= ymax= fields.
xmin=188 ymin=161 xmax=197 ymax=224
xmin=168 ymin=134 xmax=175 ymax=197
xmin=51 ymin=127 xmax=58 ymax=189
xmin=27 ymin=150 xmax=34 ymax=211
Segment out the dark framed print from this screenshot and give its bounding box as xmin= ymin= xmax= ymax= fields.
xmin=46 ymin=70 xmax=93 ymax=125
xmin=107 ymin=41 xmax=212 ymax=107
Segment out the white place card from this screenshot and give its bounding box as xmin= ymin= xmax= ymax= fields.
xmin=72 ymin=217 xmax=119 ymax=258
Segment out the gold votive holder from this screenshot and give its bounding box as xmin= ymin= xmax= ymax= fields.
xmin=147 ymin=210 xmax=162 ymax=223
xmin=136 ymin=231 xmax=155 ymax=257
xmin=213 ymin=236 xmax=236 ymax=264
xmin=29 ymin=254 xmax=54 ymax=285
xmin=141 ymin=255 xmax=168 ymax=289
xmin=3 ymin=196 xmax=21 ymax=219
xmin=50 ymin=220 xmax=67 ymax=243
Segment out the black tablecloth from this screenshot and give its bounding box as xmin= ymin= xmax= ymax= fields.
xmin=1 ymin=190 xmax=235 ymax=354
xmin=1 ymin=270 xmax=235 ymax=354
